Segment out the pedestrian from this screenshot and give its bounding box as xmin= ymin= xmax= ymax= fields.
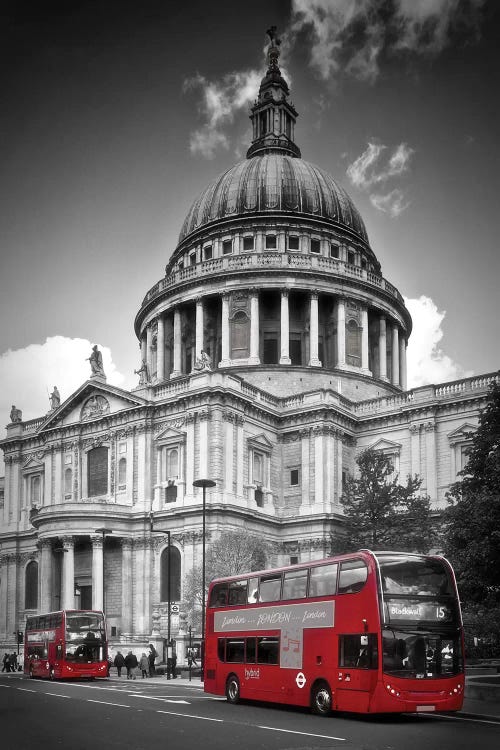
xmin=171 ymin=650 xmax=177 ymax=679
xmin=10 ymin=653 xmax=18 ymax=673
xmin=2 ymin=653 xmax=10 ymax=672
xmin=148 ymin=643 xmax=157 ymax=678
xmin=114 ymin=651 xmax=125 ymax=677
xmin=139 ymin=653 xmax=149 ymax=678
xmin=124 ymin=650 xmax=138 ymax=680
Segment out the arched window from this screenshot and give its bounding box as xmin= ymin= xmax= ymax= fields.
xmin=231 ymin=310 xmax=249 ymax=359
xmin=64 ymin=468 xmax=72 ymax=499
xmin=346 ymin=318 xmax=361 ymax=366
xmin=87 ymin=446 xmax=108 ymax=496
xmin=160 ymin=546 xmax=181 ymax=602
xmin=118 ymin=458 xmax=127 ymax=488
xmin=31 ymin=475 xmax=41 ymax=506
xmin=25 ymin=561 xmax=38 ymax=609
xmin=167 ymin=449 xmax=178 ymax=479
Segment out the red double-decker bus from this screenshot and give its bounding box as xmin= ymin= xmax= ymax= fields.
xmin=24 ymin=609 xmax=108 ymax=680
xmin=204 ymin=550 xmax=464 ymax=715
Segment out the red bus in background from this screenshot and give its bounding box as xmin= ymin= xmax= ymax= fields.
xmin=204 ymin=550 xmax=465 ymax=715
xmin=24 ymin=610 xmax=108 ymax=680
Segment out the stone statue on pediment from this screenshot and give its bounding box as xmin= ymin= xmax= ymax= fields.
xmin=87 ymin=345 xmax=105 ymax=378
xmin=49 ymin=386 xmax=60 ymax=410
xmin=134 ymin=359 xmax=150 ymax=385
xmin=193 ymin=349 xmax=211 ymax=371
xmin=10 ymin=405 xmax=22 ymax=423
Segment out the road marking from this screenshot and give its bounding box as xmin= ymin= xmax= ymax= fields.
xmin=17 ymin=688 xmax=36 ymax=693
xmin=46 ymin=693 xmax=71 ymax=698
xmin=156 ymin=710 xmax=223 ymax=722
xmin=257 ymin=725 xmax=346 ymax=741
xmin=0 ymin=685 xmax=10 ymax=688
xmin=130 ymin=695 xmax=190 ymax=704
xmin=87 ymin=699 xmax=130 ymax=708
xmin=417 ymin=713 xmax=500 ymax=727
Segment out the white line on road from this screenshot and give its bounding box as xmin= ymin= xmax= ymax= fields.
xmin=130 ymin=695 xmax=190 ymax=704
xmin=87 ymin=699 xmax=131 ymax=708
xmin=156 ymin=710 xmax=223 ymax=722
xmin=17 ymin=688 xmax=36 ymax=693
xmin=417 ymin=713 xmax=500 ymax=727
xmin=257 ymin=725 xmax=346 ymax=741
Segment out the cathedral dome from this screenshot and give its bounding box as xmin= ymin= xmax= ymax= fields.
xmin=178 ymin=154 xmax=369 ymax=246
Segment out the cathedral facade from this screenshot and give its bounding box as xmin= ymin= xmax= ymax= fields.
xmin=0 ymin=36 xmax=496 ymax=659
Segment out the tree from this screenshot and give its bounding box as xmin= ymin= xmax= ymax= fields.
xmin=181 ymin=530 xmax=269 ymax=632
xmin=331 ymin=448 xmax=434 ymax=554
xmin=442 ymin=377 xmax=500 ymax=607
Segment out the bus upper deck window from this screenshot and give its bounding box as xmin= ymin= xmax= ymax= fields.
xmin=338 ymin=560 xmax=368 ymax=594
xmin=209 ymin=583 xmax=228 ymax=607
xmin=309 ymin=563 xmax=338 ymax=597
xmin=259 ymin=574 xmax=282 ymax=602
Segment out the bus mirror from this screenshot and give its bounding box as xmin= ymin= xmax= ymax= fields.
xmin=360 ymin=635 xmax=368 ymax=646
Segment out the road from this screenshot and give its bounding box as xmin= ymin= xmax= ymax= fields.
xmin=1 ymin=672 xmax=499 ymax=750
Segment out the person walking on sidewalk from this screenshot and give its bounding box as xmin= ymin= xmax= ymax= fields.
xmin=124 ymin=650 xmax=138 ymax=680
xmin=114 ymin=651 xmax=125 ymax=677
xmin=139 ymin=653 xmax=149 ymax=678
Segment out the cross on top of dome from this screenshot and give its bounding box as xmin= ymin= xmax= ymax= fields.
xmin=246 ymin=27 xmax=301 ymax=159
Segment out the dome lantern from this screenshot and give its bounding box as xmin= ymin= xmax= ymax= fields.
xmin=246 ymin=26 xmax=301 ymax=159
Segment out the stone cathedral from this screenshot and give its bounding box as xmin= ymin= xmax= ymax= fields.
xmin=0 ymin=33 xmax=496 ymax=659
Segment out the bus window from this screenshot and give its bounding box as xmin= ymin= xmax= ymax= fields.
xmin=378 ymin=555 xmax=453 ymax=596
xmin=246 ymin=637 xmax=256 ymax=663
xmin=226 ymin=639 xmax=245 ymax=663
xmin=248 ymin=577 xmax=259 ymax=603
xmin=338 ymin=560 xmax=368 ymax=593
xmin=309 ymin=562 xmax=338 ymax=597
xmin=217 ymin=638 xmax=225 ymax=661
xmin=257 ymin=637 xmax=279 ymax=664
xmin=282 ymin=568 xmax=308 ymax=600
xmin=339 ymin=634 xmax=378 ymax=669
xmin=228 ymin=580 xmax=247 ymax=605
xmin=259 ymin=574 xmax=282 ymax=602
xmin=209 ymin=583 xmax=228 ymax=607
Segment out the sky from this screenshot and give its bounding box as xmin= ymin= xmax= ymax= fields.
xmin=1 ymin=0 xmax=499 ymax=466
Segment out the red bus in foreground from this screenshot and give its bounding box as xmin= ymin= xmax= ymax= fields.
xmin=24 ymin=609 xmax=108 ymax=680
xmin=204 ymin=550 xmax=464 ymax=715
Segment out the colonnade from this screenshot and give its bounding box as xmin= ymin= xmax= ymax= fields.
xmin=140 ymin=289 xmax=408 ymax=389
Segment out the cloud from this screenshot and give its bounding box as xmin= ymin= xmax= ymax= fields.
xmin=291 ymin=0 xmax=486 ymax=83
xmin=405 ymin=296 xmax=473 ymax=387
xmin=0 ymin=337 xmax=128 ymax=470
xmin=184 ymin=69 xmax=262 ymax=159
xmin=346 ymin=141 xmax=414 ymax=216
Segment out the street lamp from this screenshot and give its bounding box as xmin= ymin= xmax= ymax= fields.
xmin=95 ymin=527 xmax=113 ymax=612
xmin=192 ymin=478 xmax=216 ymax=681
xmin=149 ymin=512 xmax=172 ymax=679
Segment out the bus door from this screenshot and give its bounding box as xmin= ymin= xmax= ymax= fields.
xmin=335 ymin=633 xmax=378 ymax=712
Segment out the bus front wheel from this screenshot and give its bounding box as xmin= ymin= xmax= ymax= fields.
xmin=226 ymin=674 xmax=240 ymax=704
xmin=311 ymin=681 xmax=332 ymax=716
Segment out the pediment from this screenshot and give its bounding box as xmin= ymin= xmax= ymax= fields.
xmin=22 ymin=454 xmax=45 ymax=470
xmin=155 ymin=425 xmax=186 ymax=445
xmin=369 ymin=438 xmax=402 ymax=453
xmin=248 ymin=433 xmax=273 ymax=450
xmin=37 ymin=380 xmax=148 ymax=433
xmin=447 ymin=423 xmax=477 ymax=444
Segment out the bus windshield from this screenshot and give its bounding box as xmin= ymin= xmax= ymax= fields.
xmin=65 ymin=611 xmax=106 ymax=663
xmin=376 ymin=554 xmax=463 ymax=678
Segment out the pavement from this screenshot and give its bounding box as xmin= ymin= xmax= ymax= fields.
xmin=107 ymin=667 xmax=500 ymax=721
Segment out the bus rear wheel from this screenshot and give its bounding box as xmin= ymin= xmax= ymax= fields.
xmin=311 ymin=681 xmax=332 ymax=716
xmin=226 ymin=674 xmax=240 ymax=704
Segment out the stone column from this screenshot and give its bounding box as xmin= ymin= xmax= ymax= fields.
xmin=425 ymin=422 xmax=437 ymax=501
xmin=140 ymin=335 xmax=147 ymax=364
xmin=399 ymin=335 xmax=407 ymax=391
xmin=172 ymin=308 xmax=182 ymax=377
xmin=378 ymin=315 xmax=388 ymax=381
xmin=186 ymin=413 xmax=195 ymax=497
xmin=391 ymin=324 xmax=400 ymax=386
xmin=249 ymin=290 xmax=260 ymax=364
xmin=308 ymin=291 xmax=322 ymax=367
xmin=314 ymin=427 xmax=324 ymax=507
xmin=336 ymin=430 xmax=343 ymax=504
xmin=219 ymin=293 xmax=231 ymax=367
xmin=120 ymin=538 xmax=133 ymax=634
xmin=156 ymin=315 xmax=165 ymax=382
xmin=39 ymin=539 xmax=53 ymax=613
xmin=195 ymin=297 xmax=204 ymax=361
xmin=410 ymin=424 xmax=420 ymax=477
xmin=236 ymin=415 xmax=244 ymax=498
xmin=198 ymin=410 xmax=210 ymax=478
xmin=300 ymin=429 xmax=310 ymax=510
xmin=146 ymin=324 xmax=153 ymax=378
xmin=361 ymin=306 xmax=370 ymax=373
xmin=280 ymin=289 xmax=291 ymax=365
xmin=61 ymin=536 xmax=75 ymax=610
xmin=336 ymin=298 xmax=346 ymax=368
xmin=224 ymin=412 xmax=234 ymax=496
xmin=91 ymin=535 xmax=103 ymax=610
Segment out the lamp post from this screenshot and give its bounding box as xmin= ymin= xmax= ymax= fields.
xmin=149 ymin=513 xmax=171 ymax=679
xmin=193 ymin=478 xmax=216 ymax=681
xmin=95 ymin=527 xmax=113 ymax=612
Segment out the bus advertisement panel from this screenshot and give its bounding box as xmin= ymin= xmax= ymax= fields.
xmin=204 ymin=550 xmax=464 ymax=715
xmin=24 ymin=609 xmax=108 ymax=680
